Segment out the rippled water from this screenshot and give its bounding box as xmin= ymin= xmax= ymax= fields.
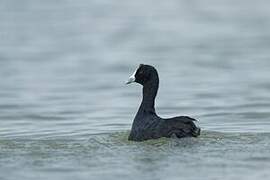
xmin=1 ymin=0 xmax=270 ymax=180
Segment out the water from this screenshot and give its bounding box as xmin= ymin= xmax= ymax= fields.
xmin=1 ymin=0 xmax=270 ymax=179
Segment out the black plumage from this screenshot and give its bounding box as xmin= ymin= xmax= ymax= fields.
xmin=126 ymin=64 xmax=200 ymax=141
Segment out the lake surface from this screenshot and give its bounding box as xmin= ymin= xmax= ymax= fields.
xmin=1 ymin=0 xmax=270 ymax=179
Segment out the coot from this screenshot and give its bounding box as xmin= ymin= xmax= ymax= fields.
xmin=126 ymin=64 xmax=200 ymax=141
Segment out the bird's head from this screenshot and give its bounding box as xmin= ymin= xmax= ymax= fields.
xmin=126 ymin=64 xmax=158 ymax=86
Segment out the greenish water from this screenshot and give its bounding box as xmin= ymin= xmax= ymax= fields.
xmin=1 ymin=0 xmax=270 ymax=179
xmin=1 ymin=131 xmax=270 ymax=180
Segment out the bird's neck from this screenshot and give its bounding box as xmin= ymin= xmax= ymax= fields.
xmin=140 ymin=76 xmax=159 ymax=113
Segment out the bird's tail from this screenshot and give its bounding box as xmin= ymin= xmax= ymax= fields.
xmin=191 ymin=126 xmax=201 ymax=137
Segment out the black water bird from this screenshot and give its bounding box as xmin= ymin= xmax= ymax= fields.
xmin=126 ymin=64 xmax=200 ymax=141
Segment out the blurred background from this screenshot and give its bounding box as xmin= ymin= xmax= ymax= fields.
xmin=0 ymin=0 xmax=270 ymax=180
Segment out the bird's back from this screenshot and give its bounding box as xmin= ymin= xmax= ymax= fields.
xmin=129 ymin=114 xmax=200 ymax=141
xmin=161 ymin=116 xmax=200 ymax=138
